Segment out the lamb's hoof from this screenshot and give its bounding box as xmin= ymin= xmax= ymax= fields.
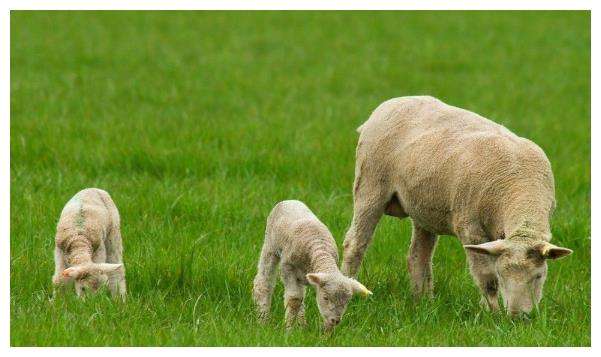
xmin=322 ymin=325 xmax=335 ymax=336
xmin=285 ymin=320 xmax=298 ymax=332
xmin=112 ymin=294 xmax=127 ymax=303
xmin=479 ymin=296 xmax=500 ymax=312
xmin=411 ymin=287 xmax=434 ymax=301
xmin=257 ymin=311 xmax=270 ymax=324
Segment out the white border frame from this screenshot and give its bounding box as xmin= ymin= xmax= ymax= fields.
xmin=3 ymin=0 xmax=596 ymax=11
xmin=2 ymin=0 xmax=594 ymax=355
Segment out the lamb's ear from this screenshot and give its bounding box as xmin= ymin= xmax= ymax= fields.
xmin=61 ymin=266 xmax=84 ymax=280
xmin=540 ymin=243 xmax=573 ymax=260
xmin=464 ymin=240 xmax=506 ymax=256
xmin=349 ymin=279 xmax=372 ymax=298
xmin=306 ymin=273 xmax=327 ymax=287
xmin=97 ymin=263 xmax=123 ymax=274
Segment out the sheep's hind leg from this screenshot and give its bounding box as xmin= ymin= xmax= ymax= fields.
xmin=407 ymin=222 xmax=438 ymax=298
xmin=252 ymin=246 xmax=280 ymax=322
xmin=281 ymin=264 xmax=306 ymax=330
xmin=341 ymin=168 xmax=390 ymax=278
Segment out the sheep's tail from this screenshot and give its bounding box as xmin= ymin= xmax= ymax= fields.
xmin=356 ymin=123 xmax=366 ymax=133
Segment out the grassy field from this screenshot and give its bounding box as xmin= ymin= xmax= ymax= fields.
xmin=10 ymin=11 xmax=590 ymax=346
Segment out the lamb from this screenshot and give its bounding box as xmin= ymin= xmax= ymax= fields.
xmin=341 ymin=96 xmax=572 ymax=316
xmin=253 ymin=200 xmax=372 ymax=330
xmin=52 ymin=188 xmax=126 ymax=301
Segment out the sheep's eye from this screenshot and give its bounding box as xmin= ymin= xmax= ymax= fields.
xmin=323 ymin=297 xmax=329 ymax=302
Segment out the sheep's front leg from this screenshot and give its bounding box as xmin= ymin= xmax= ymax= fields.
xmin=281 ymin=265 xmax=306 ymax=329
xmin=466 ymin=251 xmax=500 ymax=312
xmin=407 ymin=222 xmax=438 ymax=298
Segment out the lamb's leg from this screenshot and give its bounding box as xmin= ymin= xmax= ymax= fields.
xmin=341 ymin=166 xmax=388 ymax=278
xmin=466 ymin=251 xmax=500 ymax=312
xmin=252 ymin=245 xmax=280 ymax=322
xmin=105 ymin=227 xmax=126 ymax=302
xmin=407 ymin=222 xmax=438 ymax=298
xmin=75 ymin=282 xmax=85 ymax=298
xmin=93 ymin=241 xmax=107 ymax=263
xmin=281 ymin=264 xmax=306 ymax=329
xmin=296 ymin=297 xmax=307 ymax=327
xmin=52 ymin=246 xmax=67 ymax=298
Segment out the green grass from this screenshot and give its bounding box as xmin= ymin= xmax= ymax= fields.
xmin=10 ymin=11 xmax=590 ymax=346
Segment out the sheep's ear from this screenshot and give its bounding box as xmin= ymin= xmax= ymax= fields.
xmin=539 ymin=243 xmax=573 ymax=260
xmin=464 ymin=240 xmax=506 ymax=256
xmin=97 ymin=263 xmax=123 ymax=274
xmin=349 ymin=279 xmax=372 ymax=298
xmin=306 ymin=273 xmax=327 ymax=287
xmin=61 ymin=266 xmax=84 ymax=280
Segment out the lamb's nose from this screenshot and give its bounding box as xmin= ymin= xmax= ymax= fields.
xmin=508 ymin=309 xmax=529 ymax=319
xmin=330 ymin=318 xmax=340 ymax=325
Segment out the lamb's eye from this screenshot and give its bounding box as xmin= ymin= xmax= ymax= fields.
xmin=530 ymin=274 xmax=542 ymax=283
xmin=323 ymin=297 xmax=329 ymax=302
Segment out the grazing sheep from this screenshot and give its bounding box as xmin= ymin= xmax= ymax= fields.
xmin=52 ymin=188 xmax=126 ymax=301
xmin=253 ymin=200 xmax=372 ymax=330
xmin=341 ymin=96 xmax=572 ymax=316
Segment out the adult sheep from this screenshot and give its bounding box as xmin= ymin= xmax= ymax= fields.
xmin=341 ymin=96 xmax=572 ymax=316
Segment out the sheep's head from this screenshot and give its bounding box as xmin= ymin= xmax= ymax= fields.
xmin=306 ymin=272 xmax=372 ymax=330
xmin=59 ymin=263 xmax=122 ymax=294
xmin=464 ymin=239 xmax=572 ymax=317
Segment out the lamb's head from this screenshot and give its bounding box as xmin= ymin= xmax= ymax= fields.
xmin=59 ymin=263 xmax=122 ymax=294
xmin=464 ymin=239 xmax=572 ymax=317
xmin=306 ymin=272 xmax=372 ymax=330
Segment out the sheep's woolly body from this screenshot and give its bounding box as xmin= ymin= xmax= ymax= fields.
xmin=53 ymin=188 xmax=126 ymax=300
xmin=341 ymin=96 xmax=563 ymax=312
xmin=356 ymin=96 xmax=554 ymax=240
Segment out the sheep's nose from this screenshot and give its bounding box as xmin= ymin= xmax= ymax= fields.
xmin=329 ymin=318 xmax=340 ymax=325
